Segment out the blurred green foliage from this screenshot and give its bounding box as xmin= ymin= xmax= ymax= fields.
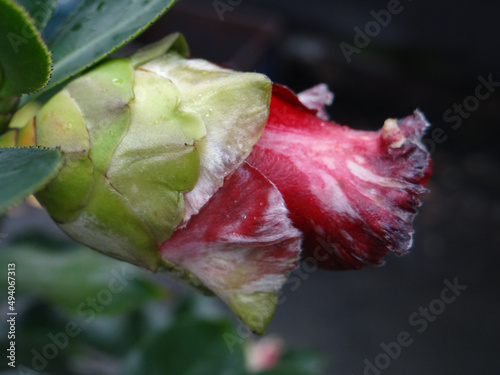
xmin=0 ymin=235 xmax=325 ymax=375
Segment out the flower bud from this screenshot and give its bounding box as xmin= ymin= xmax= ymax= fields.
xmin=0 ymin=34 xmax=432 ymax=334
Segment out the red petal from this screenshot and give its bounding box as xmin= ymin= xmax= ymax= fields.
xmin=297 ymin=83 xmax=334 ymax=121
xmin=160 ymin=162 xmax=301 ymax=333
xmin=247 ymin=84 xmax=432 ymax=270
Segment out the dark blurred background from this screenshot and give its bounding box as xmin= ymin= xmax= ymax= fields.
xmin=135 ymin=1 xmax=499 ymax=374
xmin=5 ymin=1 xmax=499 ymax=374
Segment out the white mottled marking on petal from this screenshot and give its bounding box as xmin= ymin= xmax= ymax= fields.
xmin=354 ymin=155 xmax=366 ymax=164
xmin=347 ymin=160 xmax=405 ymax=188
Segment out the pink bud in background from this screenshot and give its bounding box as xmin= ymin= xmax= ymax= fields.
xmin=245 ymin=336 xmax=284 ymax=373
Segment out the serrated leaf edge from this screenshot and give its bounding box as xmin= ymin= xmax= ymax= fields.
xmin=1 ymin=0 xmax=53 ymax=97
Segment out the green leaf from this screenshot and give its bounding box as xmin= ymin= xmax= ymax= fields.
xmin=15 ymin=0 xmax=58 ymax=32
xmin=121 ymin=315 xmax=247 ymax=375
xmin=130 ymin=32 xmax=189 ymax=68
xmin=19 ymin=0 xmax=178 ymax=107
xmin=119 ymin=306 xmax=326 ymax=375
xmin=0 ymin=147 xmax=62 ymax=214
xmin=0 ymin=0 xmax=51 ymax=97
xmin=0 ymin=96 xmax=19 ymax=134
xmin=260 ymin=350 xmax=327 ymax=375
xmin=0 ymin=236 xmax=167 ymax=314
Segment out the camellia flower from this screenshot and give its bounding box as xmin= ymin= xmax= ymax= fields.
xmin=0 ymin=33 xmax=431 ymax=334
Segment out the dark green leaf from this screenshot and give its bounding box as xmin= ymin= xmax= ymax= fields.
xmin=0 ymin=147 xmax=62 ymax=214
xmin=259 ymin=349 xmax=327 ymax=375
xmin=0 ymin=96 xmax=19 ymax=135
xmin=122 ymin=316 xmax=247 ymax=375
xmin=0 ymin=238 xmax=167 ymax=314
xmin=0 ymin=0 xmax=51 ymax=97
xmin=15 ymin=0 xmax=58 ymax=32
xmin=19 ymin=0 xmax=178 ymax=106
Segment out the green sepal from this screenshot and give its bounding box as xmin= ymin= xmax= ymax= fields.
xmin=35 ymin=89 xmax=90 ymax=152
xmin=35 ymin=154 xmax=94 ymax=223
xmin=64 ymin=58 xmax=135 ymax=175
xmin=16 ymin=118 xmax=36 ymax=147
xmin=227 ymin=292 xmax=277 ymax=335
xmin=130 ymin=32 xmax=189 ymax=68
xmin=33 ymin=88 xmax=93 ymax=223
xmin=108 ymin=69 xmax=205 ymax=243
xmin=59 ymin=176 xmax=161 ymax=271
xmin=0 ymin=129 xmax=17 ymax=148
xmin=8 ymin=100 xmax=41 ymax=130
